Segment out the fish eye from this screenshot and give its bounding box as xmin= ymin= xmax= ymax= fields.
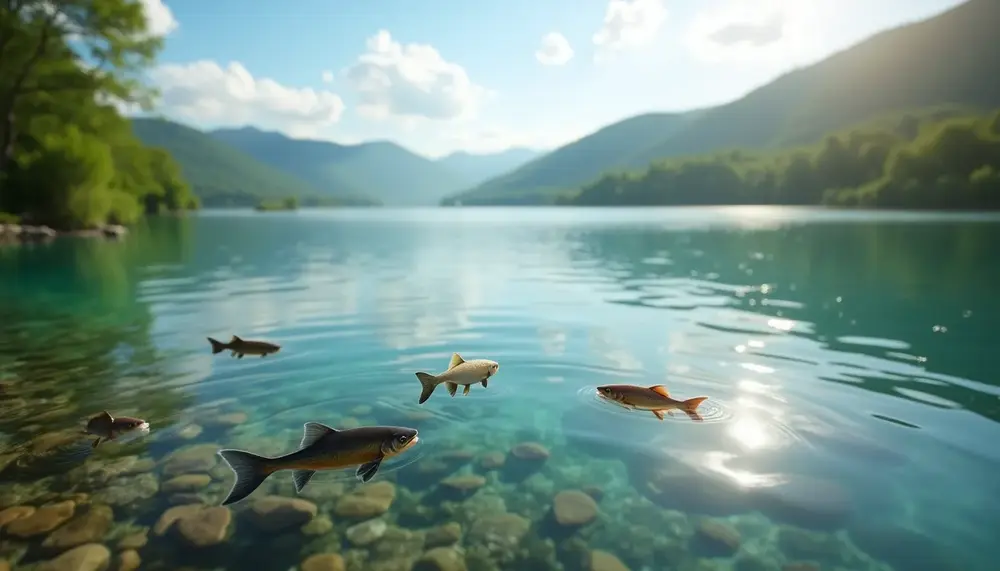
xmin=398 ymin=434 xmax=409 ymax=442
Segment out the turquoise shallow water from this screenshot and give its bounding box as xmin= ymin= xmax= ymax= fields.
xmin=1 ymin=206 xmax=999 ymax=571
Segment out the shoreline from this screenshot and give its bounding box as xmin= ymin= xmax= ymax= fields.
xmin=0 ymin=223 xmax=128 ymax=244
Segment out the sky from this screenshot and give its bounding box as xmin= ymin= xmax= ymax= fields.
xmin=135 ymin=0 xmax=967 ymax=159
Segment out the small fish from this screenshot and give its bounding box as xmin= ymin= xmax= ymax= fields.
xmin=216 ymin=423 xmax=419 ymax=506
xmin=415 ymin=353 xmax=499 ymax=404
xmin=207 ymin=335 xmax=281 ymax=359
xmin=597 ymin=384 xmax=708 ymax=421
xmin=83 ymin=411 xmax=151 ymax=448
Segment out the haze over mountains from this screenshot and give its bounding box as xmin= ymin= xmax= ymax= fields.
xmin=130 ymin=0 xmax=999 ymax=208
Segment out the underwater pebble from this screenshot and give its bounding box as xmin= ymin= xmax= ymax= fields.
xmin=333 ymin=481 xmax=396 ymax=519
xmin=117 ymin=549 xmax=141 ymax=571
xmin=37 ymin=543 xmax=110 ymax=571
xmin=345 ymin=518 xmax=387 ymax=546
xmin=0 ymin=559 xmax=8 ymax=571
xmin=694 ymin=519 xmax=741 ymax=556
xmin=479 ymin=452 xmax=506 ymax=470
xmin=175 ymin=506 xmax=232 ymax=547
xmin=413 ymin=547 xmax=466 ymax=571
xmin=117 ymin=530 xmax=148 ymax=549
xmin=425 ymin=522 xmax=462 ymax=548
xmin=246 ymin=496 xmax=317 ymax=532
xmin=177 ymin=424 xmax=203 ymax=439
xmin=301 ymin=515 xmax=333 ymax=536
xmin=42 ymin=504 xmax=113 ymax=549
xmin=553 ymin=490 xmax=598 ymax=526
xmin=589 ymin=550 xmax=630 ymax=571
xmin=161 ymin=444 xmax=220 ymax=476
xmin=5 ymin=500 xmax=75 ymax=538
xmin=0 ymin=505 xmax=34 ymax=529
xmin=301 ymin=553 xmax=346 ymax=571
xmin=511 ymin=442 xmax=550 ymax=460
xmin=162 ymin=474 xmax=211 ymax=493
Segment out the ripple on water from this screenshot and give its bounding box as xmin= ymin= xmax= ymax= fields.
xmin=574 ymin=384 xmax=735 ymax=424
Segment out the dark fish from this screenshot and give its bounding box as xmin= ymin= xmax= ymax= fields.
xmin=597 ymin=384 xmax=708 ymax=421
xmin=83 ymin=411 xmax=150 ymax=448
xmin=216 ymin=423 xmax=419 ymax=505
xmin=207 ymin=335 xmax=281 ymax=359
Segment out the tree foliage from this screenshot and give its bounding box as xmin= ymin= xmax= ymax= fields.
xmin=0 ymin=0 xmax=197 ymax=229
xmin=564 ymin=110 xmax=1000 ymax=210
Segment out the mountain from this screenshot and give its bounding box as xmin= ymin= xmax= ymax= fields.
xmin=446 ymin=0 xmax=1000 ymax=205
xmin=442 ymin=111 xmax=706 ymax=205
xmin=435 ymin=148 xmax=543 ymax=187
xmin=130 ymin=118 xmax=376 ymax=207
xmin=210 ymin=128 xmax=468 ymax=206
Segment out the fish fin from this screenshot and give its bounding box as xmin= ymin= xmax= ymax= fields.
xmin=292 ymin=470 xmax=317 ymax=493
xmin=207 ymin=337 xmax=227 ymax=354
xmin=217 ymin=449 xmax=273 ymax=506
xmin=91 ymin=437 xmax=102 ymax=448
xmin=300 ymin=422 xmax=338 ymax=449
xmin=356 ymin=457 xmax=383 ymax=483
xmin=648 ymin=385 xmax=670 ymax=397
xmin=463 ymin=384 xmax=471 ymax=396
xmin=237 ymin=353 xmax=244 ymax=359
xmin=99 ymin=410 xmax=114 ymax=422
xmin=683 ymin=396 xmax=708 ymax=412
xmin=652 ymin=410 xmax=665 ymax=421
xmin=448 ymin=352 xmax=465 ymax=370
xmin=446 ymin=382 xmax=458 ymax=397
xmin=415 ymin=372 xmax=438 ymax=404
xmin=481 ymin=378 xmax=488 ymax=388
xmin=683 ymin=397 xmax=708 ymax=422
xmin=231 ymin=335 xmax=243 ymax=343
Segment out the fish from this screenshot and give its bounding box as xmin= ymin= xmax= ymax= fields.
xmin=596 ymin=384 xmax=709 ymax=421
xmin=82 ymin=411 xmax=151 ymax=448
xmin=414 ymin=352 xmax=499 ymax=404
xmin=207 ymin=335 xmax=281 ymax=359
xmin=216 ymin=423 xmax=419 ymax=506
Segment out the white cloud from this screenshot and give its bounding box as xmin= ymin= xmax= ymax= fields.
xmin=140 ymin=0 xmax=179 ymax=37
xmin=592 ymin=0 xmax=667 ymax=56
xmin=321 ymin=70 xmax=334 ymax=83
xmin=149 ymin=60 xmax=345 ymax=137
xmin=344 ymin=30 xmax=490 ymax=122
xmin=684 ymin=0 xmax=828 ymax=65
xmin=535 ymin=32 xmax=574 ymax=66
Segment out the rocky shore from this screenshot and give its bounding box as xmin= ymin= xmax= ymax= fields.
xmin=0 ymin=224 xmax=127 ymax=244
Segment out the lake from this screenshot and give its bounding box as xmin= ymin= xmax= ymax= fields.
xmin=1 ymin=207 xmax=998 ymax=571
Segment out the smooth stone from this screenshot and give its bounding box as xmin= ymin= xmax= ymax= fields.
xmin=118 ymin=550 xmax=140 ymax=571
xmin=345 ymin=518 xmax=387 ymax=546
xmin=177 ymin=425 xmax=203 ymax=440
xmin=161 ymin=444 xmax=220 ymax=476
xmin=479 ymin=452 xmax=506 ymax=470
xmin=118 ymin=530 xmax=148 ymax=549
xmin=247 ymin=496 xmax=317 ymax=532
xmin=0 ymin=559 xmax=8 ymax=571
xmin=5 ymin=500 xmax=75 ymax=538
xmin=42 ymin=504 xmax=113 ymax=549
xmin=413 ymin=547 xmax=467 ymax=571
xmin=553 ymin=490 xmax=598 ymax=526
xmin=693 ymin=519 xmax=741 ymax=556
xmin=333 ymin=482 xmax=396 ymax=519
xmin=510 ymin=442 xmax=550 ymax=460
xmin=301 ymin=553 xmax=346 ymax=571
xmin=425 ymin=522 xmax=462 ymax=547
xmin=590 ymin=550 xmax=631 ymax=571
xmin=38 ymin=543 xmax=110 ymax=571
xmin=176 ymin=506 xmax=232 ymax=547
xmin=301 ymin=515 xmax=333 ymax=536
xmin=0 ymin=505 xmax=35 ymax=529
xmin=162 ymin=474 xmax=211 ymax=493
xmin=153 ymin=505 xmax=203 ymax=536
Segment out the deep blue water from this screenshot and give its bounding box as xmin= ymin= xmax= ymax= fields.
xmin=1 ymin=206 xmax=999 ymax=571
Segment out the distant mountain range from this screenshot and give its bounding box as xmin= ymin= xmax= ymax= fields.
xmin=131 ymin=0 xmax=998 ymax=209
xmin=443 ymin=0 xmax=1000 ymax=205
xmin=129 ymin=120 xmax=543 ymax=207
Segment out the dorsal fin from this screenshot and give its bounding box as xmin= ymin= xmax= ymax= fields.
xmin=448 ymin=353 xmax=465 ymax=370
xmin=231 ymin=335 xmax=243 ymax=343
xmin=648 ymin=385 xmax=670 ymax=397
xmin=300 ymin=422 xmax=338 ymax=449
xmin=99 ymin=410 xmax=114 ymax=422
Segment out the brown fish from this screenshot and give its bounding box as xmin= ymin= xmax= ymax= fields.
xmin=83 ymin=411 xmax=150 ymax=448
xmin=597 ymin=384 xmax=708 ymax=421
xmin=216 ymin=423 xmax=419 ymax=505
xmin=207 ymin=335 xmax=281 ymax=359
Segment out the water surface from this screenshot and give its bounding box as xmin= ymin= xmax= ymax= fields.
xmin=1 ymin=207 xmax=998 ymax=571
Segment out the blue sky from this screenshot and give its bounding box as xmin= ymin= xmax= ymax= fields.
xmin=139 ymin=0 xmax=966 ymax=158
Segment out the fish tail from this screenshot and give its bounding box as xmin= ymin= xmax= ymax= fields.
xmin=415 ymin=372 xmax=438 ymax=404
xmin=207 ymin=337 xmax=227 ymax=355
xmin=217 ymin=449 xmax=273 ymax=505
xmin=683 ymin=396 xmax=708 ymax=412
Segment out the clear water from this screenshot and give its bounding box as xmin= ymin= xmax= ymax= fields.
xmin=1 ymin=207 xmax=998 ymax=571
